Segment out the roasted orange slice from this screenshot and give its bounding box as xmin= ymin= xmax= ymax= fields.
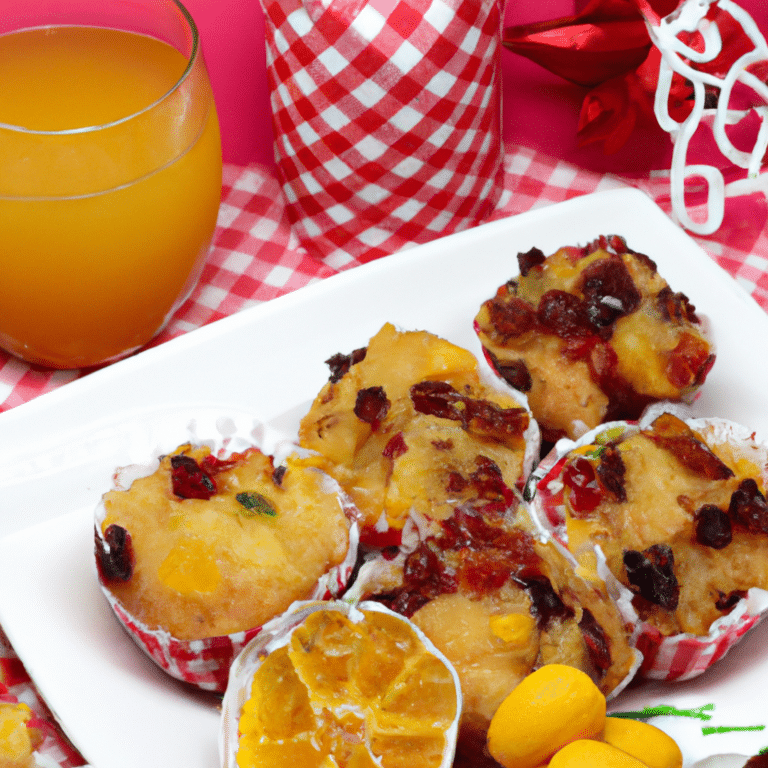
xmin=221 ymin=601 xmax=462 ymax=768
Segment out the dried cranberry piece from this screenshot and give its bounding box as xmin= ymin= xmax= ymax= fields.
xmin=715 ymin=589 xmax=746 ymax=612
xmin=694 ymin=504 xmax=732 ymax=549
xmin=354 ymin=386 xmax=390 ymax=430
xmin=517 ymin=246 xmax=546 ymax=276
xmin=563 ymin=457 xmax=603 ymax=516
xmin=460 ymin=549 xmax=515 ymax=593
xmin=386 ymin=591 xmax=431 ymax=618
xmin=438 ymin=504 xmax=534 ymax=555
xmin=489 ymin=355 xmax=533 ymax=393
xmin=95 ymin=524 xmax=135 ymax=583
xmin=446 ymin=471 xmax=468 ymax=495
xmin=466 ymin=456 xmax=517 ymax=509
xmin=485 ymin=294 xmax=538 ymax=339
xmin=666 ymin=333 xmax=715 ymax=390
xmin=596 ymin=445 xmax=627 ymax=503
xmin=325 ymin=346 xmax=367 ymax=383
xmin=200 ymin=453 xmax=241 ymax=474
xmin=516 ymin=575 xmax=574 ymax=628
xmin=403 ymin=542 xmax=440 ymax=585
xmin=271 ymin=465 xmax=287 ymax=487
xmin=645 ymin=413 xmax=734 ymax=481
xmin=623 ymin=544 xmax=679 ymax=611
xmin=396 ymin=542 xmax=458 ymax=614
xmin=578 ymin=256 xmax=641 ymax=328
xmin=463 ymin=398 xmax=529 ymax=443
xmin=382 ymin=432 xmax=408 ymax=459
xmin=410 ymin=381 xmax=528 ymax=442
xmin=170 ymin=454 xmax=217 ymax=499
xmin=586 ymin=234 xmax=633 ymax=257
xmin=537 ymin=290 xmax=594 ymax=339
xmin=657 ymin=286 xmax=700 ymax=324
xmin=728 ymin=478 xmax=768 ymax=534
xmin=579 ymin=609 xmax=612 ymax=675
xmin=410 ymin=380 xmax=462 ymax=421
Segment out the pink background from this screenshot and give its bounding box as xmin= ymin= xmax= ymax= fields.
xmin=185 ymin=0 xmax=767 ymax=175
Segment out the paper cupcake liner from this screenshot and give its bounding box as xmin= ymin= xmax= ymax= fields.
xmin=219 ymin=599 xmax=462 ymax=768
xmin=93 ymin=410 xmax=361 ymax=693
xmin=527 ymin=405 xmax=768 ymax=682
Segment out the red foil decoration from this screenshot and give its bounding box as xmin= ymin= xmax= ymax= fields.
xmin=503 ymin=0 xmax=767 ymax=153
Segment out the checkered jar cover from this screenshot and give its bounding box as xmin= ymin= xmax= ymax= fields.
xmin=261 ymin=0 xmax=506 ymax=265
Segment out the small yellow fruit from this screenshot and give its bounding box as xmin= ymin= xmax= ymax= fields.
xmin=603 ymin=717 xmax=683 ymax=768
xmin=486 ymin=664 xmax=606 ymax=768
xmin=549 ymin=739 xmax=649 ymax=767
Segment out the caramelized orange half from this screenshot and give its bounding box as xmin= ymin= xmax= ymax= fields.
xmin=221 ymin=601 xmax=462 ymax=768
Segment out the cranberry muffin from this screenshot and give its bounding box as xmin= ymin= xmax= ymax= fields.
xmin=298 ymin=322 xmax=539 ymax=545
xmin=346 ymin=493 xmax=639 ymax=749
xmin=534 ymin=412 xmax=768 ymax=640
xmin=96 ymin=444 xmax=353 ymax=641
xmin=474 ymin=235 xmax=715 ymax=442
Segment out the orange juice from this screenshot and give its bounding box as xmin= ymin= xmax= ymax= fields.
xmin=0 ymin=25 xmax=222 ymax=368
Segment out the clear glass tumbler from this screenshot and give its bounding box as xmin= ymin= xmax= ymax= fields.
xmin=0 ymin=0 xmax=222 ymax=368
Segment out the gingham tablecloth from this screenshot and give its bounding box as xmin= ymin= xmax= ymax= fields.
xmin=1 ymin=143 xmax=768 ymax=765
xmin=2 ymin=143 xmax=768 ymax=413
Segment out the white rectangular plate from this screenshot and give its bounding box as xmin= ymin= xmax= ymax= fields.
xmin=1 ymin=188 xmax=767 ymax=767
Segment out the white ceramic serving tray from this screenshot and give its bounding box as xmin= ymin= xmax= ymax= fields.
xmin=1 ymin=188 xmax=767 ymax=767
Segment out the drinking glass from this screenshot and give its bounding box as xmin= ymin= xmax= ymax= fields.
xmin=0 ymin=0 xmax=222 ymax=369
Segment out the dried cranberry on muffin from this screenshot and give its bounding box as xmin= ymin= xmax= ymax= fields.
xmin=474 ymin=235 xmax=714 ymax=442
xmin=297 ymin=322 xmax=539 ymax=546
xmin=95 ymin=443 xmax=355 ymax=690
xmin=531 ymin=410 xmax=768 ymax=678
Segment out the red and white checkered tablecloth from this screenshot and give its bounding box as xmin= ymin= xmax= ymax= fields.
xmin=1 ymin=143 xmax=768 ymax=766
xmin=2 ymin=143 xmax=767 ymax=414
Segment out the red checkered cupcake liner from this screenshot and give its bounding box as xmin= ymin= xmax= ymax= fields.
xmin=260 ymin=0 xmax=506 ymax=264
xmin=634 ymin=587 xmax=768 ymax=681
xmin=95 ymin=515 xmax=360 ymax=692
xmin=526 ymin=409 xmax=768 ymax=682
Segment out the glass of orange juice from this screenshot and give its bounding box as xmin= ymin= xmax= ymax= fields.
xmin=0 ymin=0 xmax=222 ymax=369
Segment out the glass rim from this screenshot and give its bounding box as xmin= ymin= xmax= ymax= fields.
xmin=0 ymin=0 xmax=200 ymax=136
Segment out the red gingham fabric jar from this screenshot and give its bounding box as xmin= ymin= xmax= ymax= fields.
xmin=261 ymin=0 xmax=506 ymax=265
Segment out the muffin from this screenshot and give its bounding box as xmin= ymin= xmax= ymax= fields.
xmin=297 ymin=322 xmax=539 ymax=545
xmin=346 ymin=497 xmax=639 ymax=750
xmin=474 ymin=235 xmax=715 ymax=442
xmin=95 ymin=441 xmax=356 ymax=690
xmin=530 ymin=409 xmax=768 ymax=679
